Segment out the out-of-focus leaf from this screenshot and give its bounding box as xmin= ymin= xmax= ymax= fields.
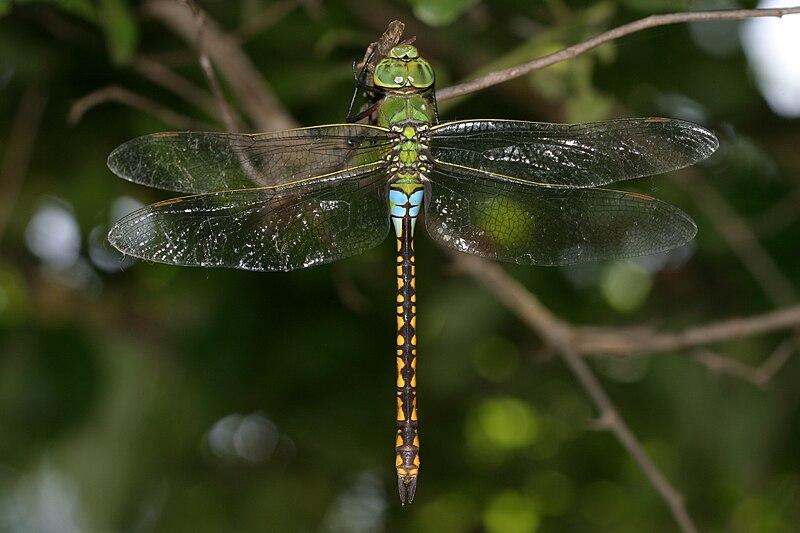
xmin=619 ymin=0 xmax=688 ymax=13
xmin=471 ymin=336 xmax=519 ymax=383
xmin=0 ymin=0 xmax=10 ymax=17
xmin=484 ymin=491 xmax=541 ymax=533
xmin=0 ymin=262 xmax=29 ymax=326
xmin=98 ymin=0 xmax=137 ymax=66
xmin=565 ymin=89 xmax=614 ymax=122
xmin=600 ymin=261 xmax=652 ymax=313
xmin=410 ymin=0 xmax=479 ymax=27
xmin=13 ymin=0 xmax=96 ymax=21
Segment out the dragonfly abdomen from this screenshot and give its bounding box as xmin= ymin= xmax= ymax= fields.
xmin=386 ymin=120 xmax=430 ymax=504
xmin=388 ymin=181 xmax=424 ymax=504
xmin=393 ymin=211 xmax=419 ymax=504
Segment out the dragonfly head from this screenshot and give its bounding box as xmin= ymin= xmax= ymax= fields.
xmin=374 ymin=45 xmax=434 ymax=91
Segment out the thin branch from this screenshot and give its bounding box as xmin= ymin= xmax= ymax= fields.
xmin=0 ymin=86 xmax=48 ymax=242
xmin=235 ymin=0 xmax=299 ymax=42
xmin=693 ymin=349 xmax=764 ymax=385
xmin=752 ymin=185 xmax=800 ymax=237
xmin=572 ymin=304 xmax=800 ymax=357
xmin=185 ymin=1 xmax=240 ymax=133
xmin=131 ymin=55 xmax=221 ymax=121
xmin=69 ymin=85 xmax=214 ymax=130
xmin=453 ymin=253 xmax=697 ymax=533
xmin=679 ymin=173 xmax=796 ymax=306
xmin=757 ymin=339 xmax=796 ymax=383
xmin=437 ymin=7 xmax=800 ymax=101
xmin=693 ymin=340 xmax=795 ymax=388
xmin=142 ymin=0 xmax=297 ymax=131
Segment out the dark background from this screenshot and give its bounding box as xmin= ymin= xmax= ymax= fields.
xmin=1 ymin=1 xmax=799 ymax=532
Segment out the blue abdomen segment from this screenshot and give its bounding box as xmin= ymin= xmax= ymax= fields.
xmin=408 ymin=190 xmax=424 ymax=218
xmin=389 ymin=186 xmax=425 ymax=237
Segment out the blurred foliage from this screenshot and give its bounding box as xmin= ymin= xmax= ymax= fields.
xmin=1 ymin=0 xmax=800 ymax=532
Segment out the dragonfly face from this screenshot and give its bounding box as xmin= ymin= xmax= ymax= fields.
xmin=373 ymin=44 xmax=435 ymax=90
xmin=107 ymin=44 xmax=718 ymax=505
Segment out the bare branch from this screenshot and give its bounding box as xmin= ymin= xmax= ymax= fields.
xmin=453 ymin=253 xmax=698 ymax=533
xmin=143 ymin=0 xmax=297 ymax=131
xmin=235 ymin=0 xmax=299 ymax=42
xmin=752 ymin=185 xmax=800 ymax=237
xmin=438 ymin=7 xmax=800 ymax=101
xmin=572 ymin=305 xmax=800 ymax=357
xmin=131 ymin=55 xmax=221 ymax=122
xmin=757 ymin=339 xmax=796 ymax=383
xmin=0 ymin=86 xmax=48 ymax=242
xmin=693 ymin=340 xmax=795 ymax=387
xmin=184 ymin=1 xmax=240 ymax=133
xmin=69 ymin=85 xmax=213 ymax=130
xmin=693 ymin=349 xmax=764 ymax=385
xmin=678 ymin=173 xmax=796 ymax=306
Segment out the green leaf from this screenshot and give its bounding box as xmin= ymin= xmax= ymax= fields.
xmin=600 ymin=261 xmax=652 ymax=313
xmin=0 ymin=0 xmax=11 ymax=17
xmin=410 ymin=0 xmax=480 ymax=27
xmin=98 ymin=0 xmax=138 ymax=66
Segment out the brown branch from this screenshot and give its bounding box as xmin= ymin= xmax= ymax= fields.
xmin=453 ymin=253 xmax=698 ymax=533
xmin=679 ymin=174 xmax=796 ymax=306
xmin=185 ymin=1 xmax=240 ymax=133
xmin=142 ymin=0 xmax=297 ymax=131
xmin=693 ymin=340 xmax=795 ymax=388
xmin=0 ymin=86 xmax=48 ymax=242
xmin=572 ymin=304 xmax=800 ymax=357
xmin=752 ymin=185 xmax=800 ymax=238
xmin=131 ymin=55 xmax=220 ymax=121
xmin=437 ymin=7 xmax=800 ymax=101
xmin=234 ymin=0 xmax=299 ymax=42
xmin=69 ymin=85 xmax=213 ymax=130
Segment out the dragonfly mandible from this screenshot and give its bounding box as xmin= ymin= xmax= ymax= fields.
xmin=107 ymin=44 xmax=718 ymax=504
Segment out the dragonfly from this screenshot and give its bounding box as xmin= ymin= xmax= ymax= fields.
xmin=107 ymin=44 xmax=718 ymax=504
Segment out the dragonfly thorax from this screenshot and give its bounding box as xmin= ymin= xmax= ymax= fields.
xmin=386 ymin=122 xmax=432 ymax=183
xmin=386 ymin=120 xmax=430 ymax=240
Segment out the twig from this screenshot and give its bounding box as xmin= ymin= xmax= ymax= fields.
xmin=131 ymin=55 xmax=220 ymax=121
xmin=235 ymin=0 xmax=299 ymax=42
xmin=437 ymin=7 xmax=800 ymax=101
xmin=184 ymin=1 xmax=240 ymax=133
xmin=143 ymin=0 xmax=297 ymax=131
xmin=571 ymin=304 xmax=800 ymax=357
xmin=752 ymin=185 xmax=800 ymax=237
xmin=693 ymin=340 xmax=795 ymax=388
xmin=678 ymin=173 xmax=796 ymax=306
xmin=69 ymin=85 xmax=213 ymax=130
xmin=453 ymin=253 xmax=698 ymax=533
xmin=757 ymin=339 xmax=796 ymax=383
xmin=0 ymin=86 xmax=48 ymax=242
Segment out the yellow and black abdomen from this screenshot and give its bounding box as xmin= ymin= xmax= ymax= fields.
xmin=386 ymin=119 xmax=431 ymax=504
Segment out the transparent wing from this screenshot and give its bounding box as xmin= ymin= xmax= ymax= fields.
xmin=425 ymin=169 xmax=696 ymax=265
xmin=108 ymin=172 xmax=389 ymax=272
xmin=108 ymin=124 xmax=391 ymax=193
xmin=430 ymin=118 xmax=718 ymax=188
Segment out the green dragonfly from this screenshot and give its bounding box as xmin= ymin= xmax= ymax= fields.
xmin=107 ymin=44 xmax=718 ymax=504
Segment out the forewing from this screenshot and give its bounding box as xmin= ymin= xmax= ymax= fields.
xmin=430 ymin=118 xmax=718 ymax=188
xmin=108 ymin=173 xmax=389 ymax=271
xmin=425 ymin=169 xmax=696 ymax=265
xmin=108 ymin=124 xmax=390 ymax=193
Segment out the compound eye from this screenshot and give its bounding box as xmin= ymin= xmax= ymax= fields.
xmin=390 ymin=44 xmax=419 ymax=59
xmin=407 ymin=59 xmax=434 ymax=88
xmin=374 ymin=58 xmax=407 ymax=88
